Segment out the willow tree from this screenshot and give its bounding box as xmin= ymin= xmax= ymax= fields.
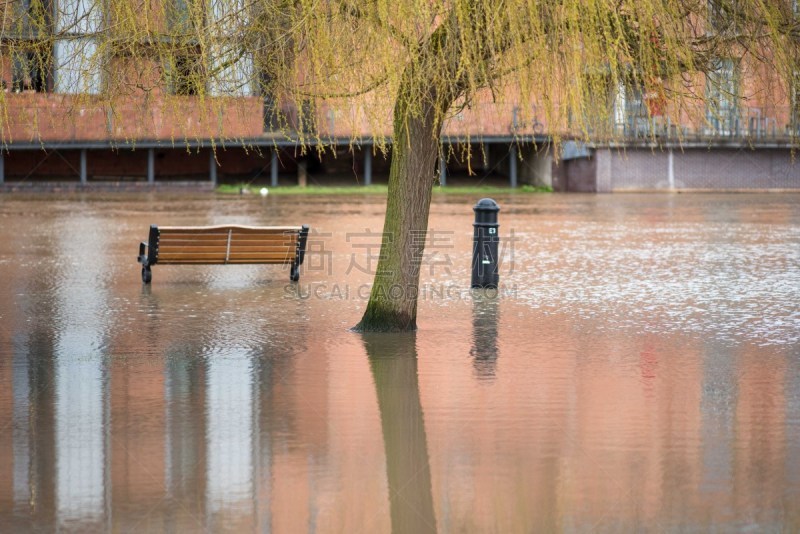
xmin=274 ymin=0 xmax=796 ymax=332
xmin=1 ymin=0 xmax=797 ymax=330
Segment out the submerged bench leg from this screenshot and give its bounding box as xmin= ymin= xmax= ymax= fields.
xmin=142 ymin=266 xmax=152 ymax=284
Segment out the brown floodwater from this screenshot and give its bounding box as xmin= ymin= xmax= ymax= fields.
xmin=0 ymin=192 xmax=798 ymax=532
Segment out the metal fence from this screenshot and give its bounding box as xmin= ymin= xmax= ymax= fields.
xmin=610 ymin=106 xmax=798 ymax=142
xmin=506 ymin=104 xmax=800 ymax=143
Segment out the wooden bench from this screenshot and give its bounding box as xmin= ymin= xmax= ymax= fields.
xmin=138 ymin=224 xmax=310 ymax=283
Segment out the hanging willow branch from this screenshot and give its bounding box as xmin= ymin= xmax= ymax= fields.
xmin=0 ymin=0 xmax=798 ymax=146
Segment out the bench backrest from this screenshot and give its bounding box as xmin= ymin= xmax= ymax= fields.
xmin=148 ymin=225 xmax=307 ymax=265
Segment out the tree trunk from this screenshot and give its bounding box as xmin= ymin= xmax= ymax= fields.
xmin=354 ymin=97 xmax=445 ymax=332
xmin=354 ymin=14 xmax=463 ymax=332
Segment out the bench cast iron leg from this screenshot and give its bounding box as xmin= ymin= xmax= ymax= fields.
xmin=290 ymin=262 xmax=299 ymax=282
xmin=142 ymin=266 xmax=152 ymax=284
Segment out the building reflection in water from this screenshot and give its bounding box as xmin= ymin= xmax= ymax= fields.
xmin=12 ymin=344 xmax=32 ymax=515
xmin=163 ymin=353 xmax=207 ymax=530
xmin=154 ymin=266 xmax=306 ymax=532
xmin=203 ymin=248 xmax=257 ymax=528
xmin=2 ymin=201 xmax=799 ymax=531
xmin=699 ymin=340 xmax=737 ymax=495
xmin=787 ymin=349 xmax=800 ymax=517
xmin=363 ymin=333 xmax=437 ymax=534
xmin=53 ymin=216 xmax=111 ymax=531
xmin=470 ymin=289 xmax=499 ymax=379
xmin=4 ymin=219 xmax=61 ymax=530
xmin=205 ymin=349 xmax=257 ymax=530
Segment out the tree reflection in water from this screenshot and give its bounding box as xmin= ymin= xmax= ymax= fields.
xmin=362 ymin=333 xmax=437 ymax=534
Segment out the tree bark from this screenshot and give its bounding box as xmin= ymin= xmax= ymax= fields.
xmin=354 ymin=15 xmax=462 ymax=332
xmin=354 ymin=95 xmax=445 ymax=332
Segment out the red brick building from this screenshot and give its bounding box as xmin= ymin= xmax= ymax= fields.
xmin=1 ymin=1 xmax=800 ymax=191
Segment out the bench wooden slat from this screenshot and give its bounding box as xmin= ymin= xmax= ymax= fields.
xmin=160 ymin=239 xmax=298 ymax=246
xmin=160 ymin=229 xmax=299 ymax=234
xmin=159 ymin=226 xmax=299 ymax=232
xmin=157 ymin=256 xmax=296 ymax=261
xmin=156 ymin=261 xmax=295 ymax=265
xmin=158 ymin=252 xmax=295 ymax=260
xmin=159 ymin=233 xmax=297 ymax=241
xmin=155 ymin=245 xmax=298 ymax=254
xmin=159 ymin=226 xmax=301 ymax=234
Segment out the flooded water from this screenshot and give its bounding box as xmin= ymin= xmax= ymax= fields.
xmin=0 ymin=192 xmax=799 ymax=532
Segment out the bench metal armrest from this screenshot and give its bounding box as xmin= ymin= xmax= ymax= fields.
xmin=297 ymin=225 xmax=310 ymax=265
xmin=143 ymin=225 xmax=160 ymax=266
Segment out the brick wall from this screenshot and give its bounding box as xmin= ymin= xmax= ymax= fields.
xmin=1 ymin=93 xmax=264 ymax=143
xmin=606 ymin=147 xmax=800 ymax=191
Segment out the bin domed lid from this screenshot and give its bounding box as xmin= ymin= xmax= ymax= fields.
xmin=473 ymin=198 xmax=500 ymax=212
